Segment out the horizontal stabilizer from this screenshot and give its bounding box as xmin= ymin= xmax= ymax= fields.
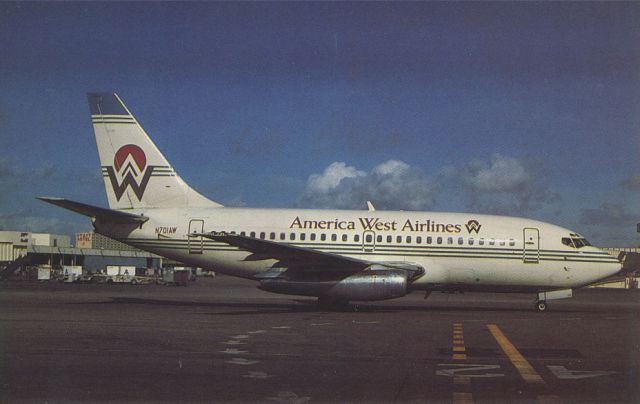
xmin=38 ymin=197 xmax=149 ymax=224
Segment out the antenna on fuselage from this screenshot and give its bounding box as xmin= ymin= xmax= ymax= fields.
xmin=367 ymin=201 xmax=376 ymax=212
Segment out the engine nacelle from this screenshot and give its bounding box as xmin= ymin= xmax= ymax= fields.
xmin=325 ymin=269 xmax=409 ymax=301
xmin=258 ymin=269 xmax=410 ymax=301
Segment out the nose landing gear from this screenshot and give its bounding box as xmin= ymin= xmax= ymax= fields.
xmin=535 ymin=300 xmax=548 ymax=312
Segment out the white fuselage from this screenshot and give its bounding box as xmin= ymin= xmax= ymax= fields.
xmin=97 ymin=207 xmax=621 ymax=293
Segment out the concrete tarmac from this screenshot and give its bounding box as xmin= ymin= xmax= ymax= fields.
xmin=1 ymin=277 xmax=639 ymax=403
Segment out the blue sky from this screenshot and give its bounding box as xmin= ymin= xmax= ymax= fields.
xmin=1 ymin=2 xmax=638 ymax=246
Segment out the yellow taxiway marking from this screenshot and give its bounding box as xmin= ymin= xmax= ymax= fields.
xmin=452 ymin=323 xmax=467 ymax=360
xmin=487 ymin=324 xmax=544 ymax=384
xmin=537 ymin=394 xmax=562 ymax=404
xmin=451 ymin=324 xmax=473 ymax=404
xmin=453 ymin=391 xmax=473 ymax=404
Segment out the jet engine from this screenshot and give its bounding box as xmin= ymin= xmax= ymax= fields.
xmin=259 ymin=269 xmax=409 ymax=302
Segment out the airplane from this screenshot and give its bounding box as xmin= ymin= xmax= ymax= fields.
xmin=40 ymin=93 xmax=622 ymax=311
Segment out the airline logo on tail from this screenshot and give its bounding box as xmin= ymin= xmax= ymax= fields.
xmin=103 ymin=144 xmax=155 ymax=201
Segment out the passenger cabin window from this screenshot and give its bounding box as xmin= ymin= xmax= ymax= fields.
xmin=290 ymin=233 xmax=296 ymax=240
xmin=259 ymin=232 xmax=265 ymax=239
xmin=310 ymin=233 xmax=316 ymax=241
xmin=458 ymin=237 xmax=464 ymax=245
xmin=447 ymin=237 xmax=453 ymax=245
xmin=240 ymin=231 xmax=246 ymax=236
xmin=250 ymin=232 xmax=256 ymax=238
xmin=387 ymin=235 xmax=392 ymax=243
xmin=509 ymin=239 xmax=515 ymax=246
xmin=331 ymin=234 xmax=337 ymax=242
xmin=320 ymin=234 xmax=326 ymax=241
xmin=280 ymin=233 xmax=285 ymax=240
xmin=479 ymin=238 xmax=484 ymax=245
xmin=270 ymin=232 xmax=276 ymax=240
xmin=489 ymin=239 xmax=495 ymax=246
xmin=354 ymin=235 xmax=360 ymax=242
xmin=499 ymin=240 xmax=506 ymax=246
xmin=366 ymin=234 xmax=373 ymax=243
xmin=397 ymin=236 xmax=402 ymax=243
xmin=416 ymin=236 xmax=422 ymax=244
xmin=437 ymin=237 xmax=443 ymax=244
xmin=427 ymin=236 xmax=433 ymax=244
xmin=300 ymin=233 xmax=306 ymax=241
xmin=377 ymin=235 xmax=383 ymax=243
xmin=469 ymin=238 xmax=474 ymax=245
xmin=342 ymin=234 xmax=348 ymax=242
xmin=406 ymin=236 xmax=412 ymax=243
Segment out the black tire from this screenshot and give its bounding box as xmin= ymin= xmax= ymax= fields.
xmin=535 ymin=300 xmax=548 ymax=312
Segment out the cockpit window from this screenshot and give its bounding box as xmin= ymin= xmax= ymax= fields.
xmin=562 ymin=236 xmax=591 ymax=249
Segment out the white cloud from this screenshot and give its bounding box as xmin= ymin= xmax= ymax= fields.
xmin=467 ymin=154 xmax=530 ymax=192
xmin=579 ymin=203 xmax=636 ymax=227
xmin=298 ymin=160 xmax=438 ymax=211
xmin=306 ymin=162 xmax=365 ymax=193
xmin=442 ymin=153 xmax=559 ymax=215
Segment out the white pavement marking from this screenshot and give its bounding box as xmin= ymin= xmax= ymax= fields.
xmin=219 ymin=348 xmax=248 ymax=354
xmin=230 ymin=334 xmax=249 ymax=339
xmin=436 ymin=364 xmax=504 ymax=378
xmin=243 ymin=371 xmax=273 ymax=379
xmin=271 ymin=326 xmax=292 ymax=329
xmin=226 ymin=358 xmax=260 ymax=366
xmin=310 ymin=323 xmax=333 ymax=326
xmin=248 ymin=330 xmax=267 ymax=334
xmin=222 ymin=340 xmax=247 ymax=345
xmin=547 ymin=365 xmax=616 ymax=380
xmin=266 ymin=391 xmax=311 ymax=403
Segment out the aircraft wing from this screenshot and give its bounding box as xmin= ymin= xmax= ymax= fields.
xmin=198 ymin=232 xmax=424 ymax=278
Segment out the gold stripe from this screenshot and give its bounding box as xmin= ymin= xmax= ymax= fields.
xmin=452 ymin=353 xmax=467 ymax=360
xmin=487 ymin=324 xmax=544 ymax=384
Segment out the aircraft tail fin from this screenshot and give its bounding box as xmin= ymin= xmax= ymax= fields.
xmin=87 ymin=93 xmax=223 ymax=210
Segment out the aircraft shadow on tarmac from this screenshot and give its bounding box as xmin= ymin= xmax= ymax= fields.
xmin=79 ymin=296 xmax=601 ymax=316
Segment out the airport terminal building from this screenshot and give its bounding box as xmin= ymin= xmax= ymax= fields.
xmin=0 ymin=230 xmax=161 ymax=279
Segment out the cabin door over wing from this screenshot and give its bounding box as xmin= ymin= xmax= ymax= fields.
xmin=188 ymin=219 xmax=204 ymax=254
xmin=523 ymin=227 xmax=540 ymax=264
xmin=362 ymin=230 xmax=376 ymax=253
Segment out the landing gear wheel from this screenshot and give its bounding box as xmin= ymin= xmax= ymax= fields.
xmin=535 ymin=300 xmax=548 ymax=312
